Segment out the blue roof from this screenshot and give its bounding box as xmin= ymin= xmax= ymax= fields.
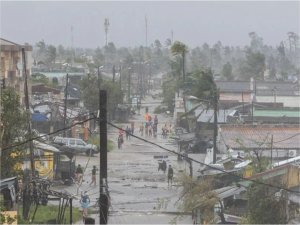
xmin=32 ymin=112 xmax=48 ymax=122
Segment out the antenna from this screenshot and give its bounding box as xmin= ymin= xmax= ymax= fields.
xmin=104 ymin=18 xmax=110 ymax=46
xmin=145 ymin=15 xmax=148 ymax=47
xmin=71 ymin=26 xmax=74 ymax=65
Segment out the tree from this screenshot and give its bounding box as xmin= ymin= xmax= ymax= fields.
xmin=1 ymin=88 xmax=27 ymax=178
xmin=222 ymin=62 xmax=233 ymax=80
xmin=241 ymin=48 xmax=265 ymax=80
xmin=249 ymin=32 xmax=264 ymax=52
xmin=31 ymin=73 xmax=50 ymax=85
xmin=184 ymin=69 xmax=217 ymax=102
xmin=46 ymin=45 xmax=57 ymax=65
xmin=245 ymin=183 xmax=287 ymax=224
xmin=171 ymin=41 xmax=188 ymax=81
xmin=177 ymin=174 xmax=218 ymax=224
xmin=80 ymin=74 xmax=124 ymax=120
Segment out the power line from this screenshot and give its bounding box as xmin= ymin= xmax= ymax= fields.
xmin=3 ymin=115 xmax=300 ymax=193
xmin=107 ymin=121 xmax=300 ymax=194
xmin=2 ymin=117 xmax=95 ymax=151
xmin=274 ymin=133 xmax=300 ymax=144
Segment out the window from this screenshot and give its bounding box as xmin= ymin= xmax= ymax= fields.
xmin=69 ymin=139 xmax=75 ymax=145
xmin=76 ymin=140 xmax=86 ymax=146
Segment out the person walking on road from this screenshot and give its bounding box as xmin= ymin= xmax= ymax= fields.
xmin=131 ymin=121 xmax=135 ymax=135
xmin=167 ymin=165 xmax=174 ymax=186
xmin=75 ymin=164 xmax=83 ymax=184
xmin=80 ymin=191 xmax=90 ymax=221
xmin=89 ymin=165 xmax=98 ymax=187
xmin=125 ymin=126 xmax=131 ymax=140
xmin=139 ymin=123 xmax=144 ymax=136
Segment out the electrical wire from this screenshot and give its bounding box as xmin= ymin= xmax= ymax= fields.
xmin=107 ymin=121 xmax=300 ymax=194
xmin=3 ymin=113 xmax=300 ymax=193
xmin=1 ymin=117 xmax=96 ymax=151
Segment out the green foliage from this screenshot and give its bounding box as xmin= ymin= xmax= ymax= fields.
xmin=177 ymin=174 xmax=218 ymax=223
xmin=17 ymin=205 xmax=81 ymax=224
xmin=88 ymin=135 xmax=114 ymax=152
xmin=241 ymin=48 xmax=266 ymax=80
xmin=171 ymin=41 xmax=188 ymax=56
xmin=184 ymin=69 xmax=217 ymax=103
xmin=161 ymin=78 xmax=176 ymax=112
xmin=0 ymin=206 xmax=17 ymax=225
xmin=80 ymin=73 xmax=124 ymax=119
xmin=1 ymin=88 xmax=27 ymax=178
xmin=246 ymin=183 xmax=286 ymax=224
xmin=31 ymin=73 xmax=50 ymax=85
xmin=222 ymin=62 xmax=233 ymax=80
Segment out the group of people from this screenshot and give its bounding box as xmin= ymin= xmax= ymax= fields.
xmin=74 ymin=164 xmax=98 ymax=221
xmin=158 ymin=160 xmax=174 ymax=186
xmin=75 ymin=164 xmax=98 ymax=187
xmin=139 ymin=114 xmax=159 ymax=138
xmin=118 ymin=122 xmax=135 ymax=149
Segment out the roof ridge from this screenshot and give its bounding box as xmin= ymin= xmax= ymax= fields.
xmin=0 ymin=37 xmax=21 ymax=46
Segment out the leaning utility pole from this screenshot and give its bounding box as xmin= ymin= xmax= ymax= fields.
xmin=22 ymin=48 xmax=35 ymax=220
xmin=213 ymin=89 xmax=218 ymax=164
xmin=22 ymin=48 xmax=35 ymax=177
xmin=63 ymin=73 xmax=69 ymax=137
xmin=99 ymin=90 xmax=108 ymax=224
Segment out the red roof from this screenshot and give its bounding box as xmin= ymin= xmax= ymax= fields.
xmin=220 ymin=124 xmax=300 ymax=149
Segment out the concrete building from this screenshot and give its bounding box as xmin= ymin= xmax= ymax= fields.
xmin=0 ymin=38 xmax=33 ymax=105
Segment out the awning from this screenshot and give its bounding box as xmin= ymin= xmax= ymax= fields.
xmin=0 ymin=177 xmax=17 ymax=191
xmin=214 ymin=186 xmax=246 ymax=199
xmin=33 ymin=140 xmax=60 ymax=153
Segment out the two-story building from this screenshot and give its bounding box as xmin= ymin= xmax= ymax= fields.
xmin=0 ymin=38 xmax=33 ymax=105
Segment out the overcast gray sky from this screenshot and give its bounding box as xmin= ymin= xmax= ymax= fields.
xmin=1 ymin=1 xmax=299 ymax=48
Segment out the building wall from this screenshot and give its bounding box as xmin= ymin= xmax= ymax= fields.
xmin=0 ymin=41 xmax=33 ymax=105
xmin=256 ymin=96 xmax=300 ymax=108
xmin=219 ymin=93 xmax=251 ymax=103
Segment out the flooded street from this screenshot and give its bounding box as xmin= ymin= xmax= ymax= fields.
xmin=53 ymin=95 xmax=195 ymax=224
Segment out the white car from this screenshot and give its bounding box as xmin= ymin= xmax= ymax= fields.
xmin=53 ymin=137 xmax=99 ymax=156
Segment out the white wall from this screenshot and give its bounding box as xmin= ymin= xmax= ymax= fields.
xmin=256 ymin=96 xmax=300 ymax=108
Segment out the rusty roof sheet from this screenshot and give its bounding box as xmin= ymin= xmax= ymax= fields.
xmin=220 ymin=125 xmax=300 ymax=149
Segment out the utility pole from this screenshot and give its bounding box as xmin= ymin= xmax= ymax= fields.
xmin=213 ymin=89 xmax=218 ymax=164
xmin=127 ymin=68 xmax=131 ymax=104
xmin=270 ymin=134 xmax=273 ymax=166
xmin=63 ymin=73 xmax=69 ymax=137
xmin=112 ymin=65 xmax=116 ymax=83
xmin=145 ymin=15 xmax=148 ymax=47
xmin=71 ymin=26 xmax=74 ymax=66
xmin=99 ymin=90 xmax=108 ymax=224
xmin=97 ymin=67 xmax=101 ymax=89
xmin=104 ymin=18 xmax=110 ymax=46
xmin=22 ymin=48 xmax=35 ymax=176
xmin=119 ymin=65 xmax=122 ymax=90
xmin=22 ymin=47 xmax=35 ymax=220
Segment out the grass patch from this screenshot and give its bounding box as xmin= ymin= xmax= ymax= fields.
xmin=88 ymin=134 xmax=115 ymax=152
xmin=18 ymin=204 xmax=82 ymax=224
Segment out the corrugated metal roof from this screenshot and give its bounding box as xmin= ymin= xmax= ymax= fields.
xmin=220 ymin=125 xmax=300 ymax=149
xmin=254 ymin=110 xmax=300 ymax=118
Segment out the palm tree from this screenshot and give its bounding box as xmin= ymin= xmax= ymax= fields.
xmin=171 ymin=41 xmax=189 ymax=131
xmin=171 ymin=41 xmax=188 ymax=81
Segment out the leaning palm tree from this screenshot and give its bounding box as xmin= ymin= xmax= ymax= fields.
xmin=171 ymin=41 xmax=189 ymax=131
xmin=171 ymin=41 xmax=188 ymax=81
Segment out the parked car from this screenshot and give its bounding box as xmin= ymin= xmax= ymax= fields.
xmin=53 ymin=137 xmax=99 ymax=156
